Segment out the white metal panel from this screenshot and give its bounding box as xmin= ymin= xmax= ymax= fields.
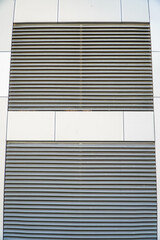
xmin=0 ymin=98 xmax=8 ymax=140
xmin=56 ymin=111 xmax=123 ymax=141
xmin=124 ymin=112 xmax=154 ymax=141
xmin=14 ymin=0 xmax=58 ymax=22
xmin=122 ymin=0 xmax=149 ymax=22
xmin=7 ymin=111 xmax=55 ymax=140
xmin=58 ymin=0 xmax=121 ymax=22
xmin=0 ymin=52 xmax=11 ymax=97
xmin=0 ymin=0 xmax=15 ymax=51
xmin=149 ymin=0 xmax=160 ymax=51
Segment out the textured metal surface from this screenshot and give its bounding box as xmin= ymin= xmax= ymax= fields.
xmin=4 ymin=141 xmax=157 ymax=239
xmin=9 ymin=23 xmax=153 ymax=111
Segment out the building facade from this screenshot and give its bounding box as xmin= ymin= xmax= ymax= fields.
xmin=0 ymin=0 xmax=160 ymax=239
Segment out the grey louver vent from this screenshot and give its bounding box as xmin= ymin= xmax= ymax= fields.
xmin=9 ymin=23 xmax=153 ymax=111
xmin=4 ymin=142 xmax=157 ymax=239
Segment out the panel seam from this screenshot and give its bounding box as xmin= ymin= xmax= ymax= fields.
xmin=120 ymin=0 xmax=123 ymax=22
xmin=57 ymin=0 xmax=59 ymax=22
xmin=148 ymin=0 xmax=151 ymax=23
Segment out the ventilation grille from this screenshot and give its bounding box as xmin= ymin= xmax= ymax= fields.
xmin=9 ymin=23 xmax=153 ymax=111
xmin=4 ymin=142 xmax=157 ymax=239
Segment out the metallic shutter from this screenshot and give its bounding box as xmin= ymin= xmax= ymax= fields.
xmin=9 ymin=23 xmax=153 ymax=111
xmin=4 ymin=142 xmax=157 ymax=239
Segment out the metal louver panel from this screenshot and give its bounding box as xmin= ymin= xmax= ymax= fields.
xmin=9 ymin=23 xmax=153 ymax=111
xmin=4 ymin=141 xmax=157 ymax=239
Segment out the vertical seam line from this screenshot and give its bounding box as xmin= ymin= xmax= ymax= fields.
xmin=148 ymin=0 xmax=151 ymax=23
xmin=120 ymin=0 xmax=123 ymax=22
xmin=57 ymin=0 xmax=60 ymax=22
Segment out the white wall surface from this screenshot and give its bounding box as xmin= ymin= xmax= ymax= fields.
xmin=7 ymin=112 xmax=55 ymax=140
xmin=56 ymin=112 xmax=123 ymax=141
xmin=6 ymin=111 xmax=155 ymax=142
xmin=0 ymin=0 xmax=15 ymax=51
xmin=58 ymin=0 xmax=121 ymax=22
xmin=124 ymin=112 xmax=154 ymax=141
xmin=0 ymin=53 xmax=11 ymax=97
xmin=121 ymin=0 xmax=149 ymax=22
xmin=149 ymin=0 xmax=160 ymax=51
xmin=13 ymin=0 xmax=151 ymax=24
xmin=14 ymin=0 xmax=58 ymax=22
xmin=56 ymin=111 xmax=155 ymax=141
xmin=0 ymin=99 xmax=8 ymax=140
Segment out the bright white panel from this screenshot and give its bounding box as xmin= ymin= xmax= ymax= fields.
xmin=122 ymin=0 xmax=149 ymax=22
xmin=0 ymin=52 xmax=11 ymax=97
xmin=0 ymin=98 xmax=8 ymax=140
xmin=124 ymin=112 xmax=154 ymax=141
xmin=7 ymin=112 xmax=55 ymax=140
xmin=0 ymin=0 xmax=14 ymax=51
xmin=14 ymin=0 xmax=58 ymax=22
xmin=56 ymin=112 xmax=123 ymax=141
xmin=152 ymin=52 xmax=160 ymax=97
xmin=0 ymin=140 xmax=6 ymax=240
xmin=149 ymin=0 xmax=160 ymax=51
xmin=154 ymin=98 xmax=160 ymax=240
xmin=59 ymin=0 xmax=121 ymax=22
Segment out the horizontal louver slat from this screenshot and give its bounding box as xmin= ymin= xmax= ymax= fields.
xmin=4 ymin=142 xmax=157 ymax=239
xmin=9 ymin=23 xmax=153 ymax=111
